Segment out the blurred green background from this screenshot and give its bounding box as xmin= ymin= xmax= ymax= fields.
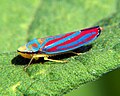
xmin=65 ymin=69 xmax=120 ymax=96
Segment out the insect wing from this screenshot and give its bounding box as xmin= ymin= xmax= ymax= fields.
xmin=41 ymin=26 xmax=101 ymax=54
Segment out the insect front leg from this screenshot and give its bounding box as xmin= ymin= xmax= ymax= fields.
xmin=24 ymin=54 xmax=40 ymax=70
xmin=24 ymin=55 xmax=36 ymax=70
xmin=24 ymin=54 xmax=67 ymax=70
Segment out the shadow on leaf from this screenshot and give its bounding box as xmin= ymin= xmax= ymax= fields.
xmin=11 ymin=44 xmax=92 ymax=65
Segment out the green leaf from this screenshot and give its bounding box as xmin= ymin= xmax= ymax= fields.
xmin=0 ymin=0 xmax=120 ymax=96
xmin=0 ymin=0 xmax=39 ymax=52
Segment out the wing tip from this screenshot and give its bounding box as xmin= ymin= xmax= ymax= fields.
xmin=99 ymin=27 xmax=103 ymax=31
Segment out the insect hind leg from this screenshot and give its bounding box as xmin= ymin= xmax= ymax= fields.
xmin=69 ymin=51 xmax=81 ymax=55
xmin=44 ymin=57 xmax=67 ymax=63
xmin=24 ymin=54 xmax=67 ymax=70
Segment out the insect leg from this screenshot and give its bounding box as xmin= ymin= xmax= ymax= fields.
xmin=30 ymin=55 xmax=67 ymax=63
xmin=24 ymin=55 xmax=35 ymax=70
xmin=70 ymin=51 xmax=81 ymax=55
xmin=44 ymin=57 xmax=67 ymax=63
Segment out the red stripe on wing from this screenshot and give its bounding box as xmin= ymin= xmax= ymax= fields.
xmin=68 ymin=34 xmax=97 ymax=49
xmin=46 ymin=28 xmax=98 ymax=52
xmin=57 ymin=33 xmax=97 ymax=50
xmin=58 ymin=28 xmax=98 ymax=46
xmin=45 ymin=32 xmax=75 ymax=46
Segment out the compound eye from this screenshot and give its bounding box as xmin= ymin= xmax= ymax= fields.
xmin=26 ymin=38 xmax=41 ymax=52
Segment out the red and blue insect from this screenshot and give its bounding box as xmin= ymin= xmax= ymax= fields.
xmin=17 ymin=26 xmax=102 ymax=63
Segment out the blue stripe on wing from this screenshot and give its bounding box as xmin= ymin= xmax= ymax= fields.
xmin=40 ymin=34 xmax=67 ymax=49
xmin=57 ymin=33 xmax=93 ymax=49
xmin=44 ymin=31 xmax=80 ymax=49
xmin=43 ymin=32 xmax=98 ymax=54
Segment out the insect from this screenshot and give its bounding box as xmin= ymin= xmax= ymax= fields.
xmin=17 ymin=26 xmax=102 ymax=66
